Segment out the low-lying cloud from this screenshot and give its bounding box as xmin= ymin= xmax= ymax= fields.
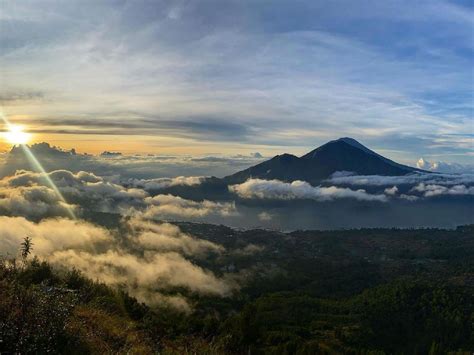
xmin=0 ymin=169 xmax=237 ymax=221
xmin=229 ymin=179 xmax=388 ymax=202
xmin=139 ymin=195 xmax=237 ymax=220
xmin=416 ymin=158 xmax=474 ymax=174
xmin=0 ymin=175 xmax=77 ymax=219
xmin=326 ymin=171 xmax=474 ymax=201
xmin=0 ymin=216 xmax=236 ymax=311
xmin=127 ymin=217 xmax=225 ymax=257
xmin=0 ymin=170 xmax=146 ymax=218
xmin=411 ymin=183 xmax=474 ymax=197
xmin=0 ymin=217 xmax=111 ymax=257
xmin=327 ymin=171 xmax=474 ymax=187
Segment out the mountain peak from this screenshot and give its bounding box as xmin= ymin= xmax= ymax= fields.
xmin=225 ymin=137 xmax=421 ymax=184
xmin=336 ymin=137 xmax=360 ymax=144
xmin=301 ymin=137 xmax=374 ymax=160
xmin=274 ymin=153 xmax=298 ymax=160
xmin=335 ymin=137 xmax=364 ymax=146
xmin=331 ymin=137 xmax=377 ymax=156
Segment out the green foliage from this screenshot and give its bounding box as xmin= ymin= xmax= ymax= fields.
xmin=20 ymin=236 xmax=33 ymax=261
xmin=0 ymin=263 xmax=74 ymax=352
xmin=0 ymin=259 xmax=155 ymax=353
xmin=17 ymin=257 xmax=58 ymax=285
xmin=216 ymin=281 xmax=474 ymax=354
xmin=355 ymin=280 xmax=474 ymax=353
xmin=1 ymin=226 xmax=473 ymax=353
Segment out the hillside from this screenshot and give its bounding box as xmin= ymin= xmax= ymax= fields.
xmin=1 ymin=225 xmax=473 ymax=354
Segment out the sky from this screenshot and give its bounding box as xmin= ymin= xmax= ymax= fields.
xmin=0 ymin=0 xmax=473 ymax=164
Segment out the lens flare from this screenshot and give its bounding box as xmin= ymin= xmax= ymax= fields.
xmin=4 ymin=125 xmax=31 ymax=145
xmin=0 ymin=112 xmax=76 ymax=219
xmin=20 ymin=145 xmax=77 ymax=219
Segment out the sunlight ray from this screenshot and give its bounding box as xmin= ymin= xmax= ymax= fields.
xmin=0 ymin=112 xmax=77 ymax=219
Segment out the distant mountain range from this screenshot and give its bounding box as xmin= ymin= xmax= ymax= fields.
xmin=225 ymin=137 xmax=424 ymax=184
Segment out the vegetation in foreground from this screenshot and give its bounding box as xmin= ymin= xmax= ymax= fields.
xmin=1 ymin=225 xmax=473 ymax=354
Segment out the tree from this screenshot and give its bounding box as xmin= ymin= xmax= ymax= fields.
xmin=20 ymin=236 xmax=33 ymax=261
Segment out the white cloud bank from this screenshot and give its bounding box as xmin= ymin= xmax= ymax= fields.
xmin=416 ymin=158 xmax=474 ymax=174
xmin=229 ymin=179 xmax=388 ymax=202
xmin=139 ymin=195 xmax=237 ymax=220
xmin=327 ymin=171 xmax=474 ymax=187
xmin=1 ymin=167 xmax=472 ymax=227
xmin=0 ymin=169 xmax=237 ymax=221
xmin=411 ymin=183 xmax=474 ymax=197
xmin=327 ymin=171 xmax=474 ymax=201
xmin=230 ymin=176 xmax=474 ymax=203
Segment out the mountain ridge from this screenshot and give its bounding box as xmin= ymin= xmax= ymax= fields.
xmin=224 ymin=137 xmax=425 ymax=184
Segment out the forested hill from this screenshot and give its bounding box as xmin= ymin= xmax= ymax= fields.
xmin=1 ymin=225 xmax=473 ymax=353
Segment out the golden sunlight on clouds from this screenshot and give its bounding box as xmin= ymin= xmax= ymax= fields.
xmin=0 ymin=130 xmax=287 ymax=157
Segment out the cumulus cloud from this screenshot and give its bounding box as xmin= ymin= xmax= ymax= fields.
xmin=229 ymin=179 xmax=388 ymax=202
xmin=2 ymin=166 xmax=471 ymax=230
xmin=0 ymin=216 xmax=236 ymax=311
xmin=138 ymin=194 xmax=237 ymax=220
xmin=0 ymin=177 xmax=77 ymax=219
xmin=411 ymin=183 xmax=474 ymax=197
xmin=327 ymin=171 xmax=474 ymax=200
xmin=416 ymin=158 xmax=474 ymax=174
xmin=0 ymin=168 xmax=237 ymax=304
xmin=0 ymin=170 xmax=147 ymax=217
xmin=0 ymin=169 xmax=241 ymax=223
xmin=327 ymin=171 xmax=474 ymax=187
xmin=384 ymin=186 xmax=399 ymax=196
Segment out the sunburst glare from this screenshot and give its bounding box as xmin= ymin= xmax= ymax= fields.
xmin=4 ymin=125 xmax=31 ymax=145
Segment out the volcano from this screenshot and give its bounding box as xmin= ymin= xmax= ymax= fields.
xmin=225 ymin=138 xmax=423 ymax=184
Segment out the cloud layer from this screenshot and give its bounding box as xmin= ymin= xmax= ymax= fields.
xmin=0 ymin=143 xmax=265 ymax=179
xmin=327 ymin=171 xmax=474 ymax=187
xmin=230 ymin=179 xmax=388 ymax=202
xmin=0 ymin=169 xmax=238 ymax=221
xmin=0 ymin=163 xmax=472 ymax=301
xmin=139 ymin=194 xmax=237 ymax=220
xmin=1 ymin=165 xmax=472 ymax=226
xmin=0 ymin=215 xmax=234 ymax=311
xmin=416 ymin=158 xmax=474 ymax=174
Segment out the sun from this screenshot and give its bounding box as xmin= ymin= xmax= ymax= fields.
xmin=4 ymin=125 xmax=31 ymax=145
